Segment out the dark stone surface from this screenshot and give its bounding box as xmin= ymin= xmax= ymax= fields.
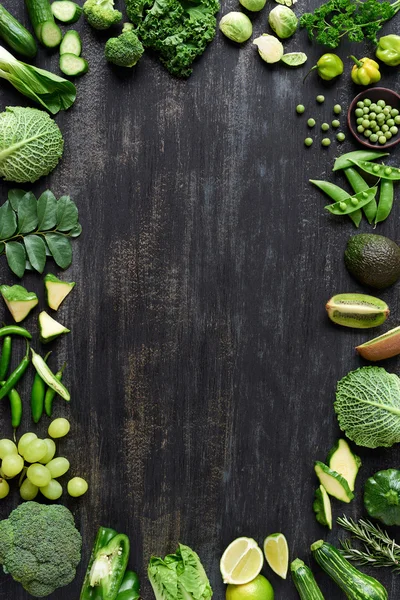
xmin=1 ymin=1 xmax=400 ymax=598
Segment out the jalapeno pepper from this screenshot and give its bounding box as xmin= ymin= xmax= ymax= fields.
xmin=350 ymin=56 xmax=381 ymax=85
xmin=376 ymin=34 xmax=400 ymax=67
xmin=80 ymin=527 xmax=130 ymax=600
xmin=304 ymin=53 xmax=344 ymax=82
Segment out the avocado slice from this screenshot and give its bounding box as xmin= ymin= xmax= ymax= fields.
xmin=314 ymin=461 xmax=354 ymax=503
xmin=313 ymin=485 xmax=332 ymax=529
xmin=0 ymin=285 xmax=38 ymax=322
xmin=327 ymin=439 xmax=361 ymax=492
xmin=39 ymin=311 xmax=70 ymax=343
xmin=44 ymin=274 xmax=75 ymax=311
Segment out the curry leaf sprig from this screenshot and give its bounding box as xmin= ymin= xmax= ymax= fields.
xmin=0 ymin=189 xmax=82 ymax=278
xmin=338 ymin=516 xmax=400 ymax=570
xmin=300 ymin=0 xmax=400 ymax=48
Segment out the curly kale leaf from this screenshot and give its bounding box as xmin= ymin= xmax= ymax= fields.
xmin=335 ymin=367 xmax=400 ymax=448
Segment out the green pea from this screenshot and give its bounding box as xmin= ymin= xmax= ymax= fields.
xmin=369 ymin=133 xmax=378 ymax=143
xmin=332 ymin=119 xmax=340 ymax=128
xmin=321 ymin=122 xmax=330 ymax=131
xmin=370 ymin=103 xmax=377 ymax=111
xmin=364 ymin=129 xmax=372 ymax=138
xmin=316 ymin=95 xmax=325 ymax=103
xmin=336 ymin=132 xmax=345 ymax=142
xmin=357 ymin=125 xmax=365 ymax=133
xmin=304 ymin=137 xmax=313 ymax=146
xmin=357 ymin=101 xmax=364 ymax=108
xmin=361 ymin=119 xmax=370 ymax=128
xmin=375 ymin=106 xmax=383 ymax=114
xmin=307 ymin=118 xmax=316 ymax=127
xmin=339 ymin=201 xmax=347 ymax=211
xmin=383 ymin=107 xmax=390 ymax=116
xmin=384 ymin=167 xmax=393 ymax=175
xmin=357 ymin=117 xmax=364 ymax=125
xmin=373 ymin=164 xmax=381 ymax=173
xmin=296 ymin=104 xmax=305 ymax=114
xmin=395 ymin=115 xmax=400 ymax=124
xmin=350 ymin=197 xmax=359 ymax=206
xmin=355 ymin=108 xmax=363 ymax=117
xmin=363 ymin=107 xmax=370 ymax=114
xmin=377 ymin=112 xmax=385 ymax=122
xmin=379 ymin=136 xmax=387 ymax=145
xmin=369 ymin=112 xmax=377 ymax=120
xmin=390 ymin=126 xmax=398 ymax=135
xmin=391 ymin=108 xmax=399 ymax=117
xmin=363 ymin=98 xmax=372 ymax=106
xmin=373 ymin=126 xmax=380 ymax=133
xmin=321 ymin=138 xmax=331 ymax=147
xmin=387 ymin=118 xmax=395 ymax=127
xmin=386 ymin=105 xmax=392 ymax=112
xmin=377 ymin=99 xmax=386 ymax=107
xmin=369 ymin=120 xmax=377 ymax=129
xmin=362 ymin=191 xmax=369 ymax=198
xmin=385 ymin=131 xmax=392 ymax=140
xmin=333 ymin=104 xmax=342 ymax=114
xmin=382 ymin=124 xmax=389 ymax=132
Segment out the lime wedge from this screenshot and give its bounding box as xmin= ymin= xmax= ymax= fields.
xmin=220 ymin=537 xmax=264 ymax=585
xmin=263 ymin=533 xmax=289 ymax=579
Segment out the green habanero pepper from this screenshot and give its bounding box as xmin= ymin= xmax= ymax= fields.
xmin=350 ymin=56 xmax=381 ymax=85
xmin=304 ymin=53 xmax=344 ymax=82
xmin=80 ymin=527 xmax=130 ymax=600
xmin=376 ymin=34 xmax=400 ymax=66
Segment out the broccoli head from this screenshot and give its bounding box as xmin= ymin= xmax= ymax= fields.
xmin=0 ymin=502 xmax=82 ymax=597
xmin=105 ymin=23 xmax=144 ymax=67
xmin=83 ymin=0 xmax=122 ymax=29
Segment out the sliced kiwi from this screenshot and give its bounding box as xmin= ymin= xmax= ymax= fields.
xmin=326 ymin=293 xmax=389 ymax=329
xmin=356 ymin=325 xmax=400 ymax=361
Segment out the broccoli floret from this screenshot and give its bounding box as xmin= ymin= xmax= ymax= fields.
xmin=83 ymin=0 xmax=122 ymax=29
xmin=105 ymin=23 xmax=144 ymax=67
xmin=0 ymin=502 xmax=82 ymax=598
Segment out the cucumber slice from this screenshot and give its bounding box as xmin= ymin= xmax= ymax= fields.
xmin=51 ymin=1 xmax=82 ymax=23
xmin=40 ymin=20 xmax=62 ymax=47
xmin=60 ymin=30 xmax=82 ymax=56
xmin=60 ymin=53 xmax=88 ymax=76
xmin=327 ymin=439 xmax=361 ymax=492
xmin=314 ymin=461 xmax=354 ymax=503
xmin=313 ymin=485 xmax=332 ymax=529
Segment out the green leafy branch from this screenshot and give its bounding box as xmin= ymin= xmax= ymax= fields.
xmin=0 ymin=189 xmax=82 ymax=278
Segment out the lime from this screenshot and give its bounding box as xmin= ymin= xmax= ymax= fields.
xmin=226 ymin=575 xmax=274 ymax=600
xmin=263 ymin=533 xmax=289 ymax=579
xmin=220 ymin=537 xmax=264 ymax=585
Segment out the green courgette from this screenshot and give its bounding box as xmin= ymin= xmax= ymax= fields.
xmin=25 ymin=0 xmax=62 ymax=47
xmin=0 ymin=4 xmax=37 ymax=57
xmin=291 ymin=559 xmax=325 ymax=600
xmin=314 ymin=462 xmax=354 ymax=503
xmin=311 ymin=540 xmax=388 ymax=600
xmin=59 ymin=53 xmax=88 ymax=76
xmin=313 ymin=485 xmax=332 ymax=529
xmin=327 ymin=439 xmax=361 ymax=492
xmin=59 ymin=29 xmax=81 ymax=55
xmin=51 ymin=1 xmax=82 ymax=24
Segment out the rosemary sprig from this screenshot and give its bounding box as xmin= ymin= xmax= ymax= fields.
xmin=337 ymin=515 xmax=400 ymax=571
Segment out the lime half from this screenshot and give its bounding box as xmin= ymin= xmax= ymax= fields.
xmin=263 ymin=533 xmax=289 ymax=579
xmin=220 ymin=537 xmax=264 ymax=585
xmin=226 ymin=574 xmax=274 ymax=600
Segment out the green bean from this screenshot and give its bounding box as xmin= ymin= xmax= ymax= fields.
xmin=325 ymin=187 xmax=378 ymax=216
xmin=0 ymin=341 xmax=30 ymax=401
xmin=375 ymin=179 xmax=394 ymax=225
xmin=344 ymin=167 xmax=377 ymax=224
xmin=31 ymin=352 xmax=50 ymax=424
xmin=0 ymin=336 xmax=11 ymax=380
xmin=349 ymin=159 xmax=400 ymax=180
xmin=333 ymin=150 xmax=389 ymax=171
xmin=44 ymin=363 xmax=66 ymax=418
xmin=0 ymin=326 xmax=32 ymax=339
xmin=309 ymin=179 xmax=362 ymax=226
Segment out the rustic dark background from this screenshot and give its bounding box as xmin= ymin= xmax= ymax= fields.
xmin=1 ymin=0 xmax=400 ymax=598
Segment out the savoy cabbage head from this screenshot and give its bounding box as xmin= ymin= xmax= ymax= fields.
xmin=0 ymin=106 xmax=64 ymax=183
xmin=335 ymin=366 xmax=400 ymax=448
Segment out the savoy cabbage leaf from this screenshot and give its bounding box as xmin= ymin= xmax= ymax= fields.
xmin=335 ymin=366 xmax=400 ymax=448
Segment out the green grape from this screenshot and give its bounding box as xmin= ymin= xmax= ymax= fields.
xmin=0 ymin=439 xmax=17 ymax=459
xmin=0 ymin=478 xmax=9 ymax=499
xmin=39 ymin=439 xmax=57 ymax=464
xmin=27 ymin=464 xmax=51 ymax=487
xmin=40 ymin=479 xmax=62 ymax=500
xmin=18 ymin=432 xmax=37 ymax=456
xmin=20 ymin=478 xmax=39 ymax=501
xmin=24 ymin=439 xmax=48 ymax=463
xmin=46 ymin=457 xmax=70 ymax=479
xmin=48 ymin=418 xmax=70 ymax=439
xmin=67 ymin=477 xmax=88 ymax=497
xmin=2 ymin=454 xmax=24 ymax=478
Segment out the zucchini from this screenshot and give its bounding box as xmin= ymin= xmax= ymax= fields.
xmin=291 ymin=559 xmax=325 ymax=600
xmin=0 ymin=4 xmax=37 ymax=58
xmin=327 ymin=439 xmax=361 ymax=492
xmin=59 ymin=53 xmax=88 ymax=76
xmin=25 ymin=0 xmax=62 ymax=47
xmin=314 ymin=461 xmax=354 ymax=503
xmin=313 ymin=485 xmax=332 ymax=529
xmin=60 ymin=30 xmax=81 ymax=56
xmin=51 ymin=1 xmax=82 ymax=24
xmin=311 ymin=540 xmax=388 ymax=600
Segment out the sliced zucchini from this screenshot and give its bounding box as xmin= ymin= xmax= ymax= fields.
xmin=327 ymin=439 xmax=361 ymax=492
xmin=60 ymin=53 xmax=88 ymax=76
xmin=314 ymin=461 xmax=354 ymax=503
xmin=60 ymin=29 xmax=82 ymax=56
xmin=51 ymin=1 xmax=82 ymax=23
xmin=313 ymin=485 xmax=332 ymax=529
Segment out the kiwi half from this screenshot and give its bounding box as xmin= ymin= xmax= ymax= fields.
xmin=326 ymin=293 xmax=389 ymax=329
xmin=356 ymin=325 xmax=400 ymax=361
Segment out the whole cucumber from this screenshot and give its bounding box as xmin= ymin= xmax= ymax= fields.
xmin=0 ymin=4 xmax=37 ymax=57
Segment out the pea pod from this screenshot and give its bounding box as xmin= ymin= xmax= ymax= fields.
xmin=349 ymin=159 xmax=400 ymax=180
xmin=333 ymin=150 xmax=389 ymax=171
xmin=344 ymin=167 xmax=377 ymax=224
xmin=30 ymin=348 xmax=70 ymax=401
xmin=310 ymin=179 xmax=362 ymax=226
xmin=375 ymin=179 xmax=394 ymax=225
xmin=44 ymin=362 xmax=66 ymax=417
xmin=0 ymin=341 xmax=30 ymax=400
xmin=0 ymin=325 xmax=32 ymax=339
xmin=31 ymin=352 xmax=51 ymax=423
xmin=325 ymin=186 xmax=378 ymax=216
xmin=0 ymin=336 xmax=12 ymax=380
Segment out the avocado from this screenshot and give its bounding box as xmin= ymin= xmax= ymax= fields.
xmin=39 ymin=311 xmax=70 ymax=343
xmin=44 ymin=274 xmax=75 ymax=311
xmin=0 ymin=285 xmax=38 ymax=322
xmin=345 ymin=234 xmax=400 ymax=289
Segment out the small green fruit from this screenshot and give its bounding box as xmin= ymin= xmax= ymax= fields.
xmin=326 ymin=293 xmax=389 ymax=328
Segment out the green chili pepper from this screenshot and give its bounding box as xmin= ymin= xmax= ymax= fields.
xmin=333 ymin=150 xmax=389 ymax=171
xmin=309 ymin=179 xmax=362 ymax=226
xmin=44 ymin=362 xmax=66 ymax=417
xmin=0 ymin=336 xmax=12 ymax=380
xmin=30 ymin=348 xmax=70 ymax=401
xmin=376 ymin=34 xmax=400 ymax=66
xmin=344 ymin=167 xmax=377 ymax=224
xmin=116 ymin=591 xmax=140 ymax=600
xmin=0 ymin=381 xmax=22 ymax=430
xmin=325 ymin=186 xmax=378 ymax=215
xmin=376 ymin=179 xmax=394 ymax=224
xmin=304 ymin=53 xmax=344 ymax=82
xmin=0 ymin=341 xmax=30 ymax=401
xmin=116 ymin=571 xmax=140 ymax=599
xmin=0 ymin=325 xmax=32 ymax=339
xmin=31 ymin=352 xmax=51 ymax=424
xmin=349 ymin=159 xmax=400 ymax=180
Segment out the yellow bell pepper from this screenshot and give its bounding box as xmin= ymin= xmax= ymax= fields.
xmin=350 ymin=56 xmax=381 ymax=86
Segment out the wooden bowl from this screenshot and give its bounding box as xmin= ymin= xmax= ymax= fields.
xmin=347 ymin=87 xmax=400 ymax=150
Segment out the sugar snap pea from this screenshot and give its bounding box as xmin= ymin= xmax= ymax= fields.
xmin=0 ymin=325 xmax=32 ymax=339
xmin=0 ymin=341 xmax=30 ymax=401
xmin=31 ymin=352 xmax=50 ymax=424
xmin=325 ymin=186 xmax=378 ymax=215
xmin=375 ymin=179 xmax=394 ymax=225
xmin=333 ymin=150 xmax=389 ymax=171
xmin=349 ymin=159 xmax=400 ymax=180
xmin=344 ymin=167 xmax=377 ymax=224
xmin=0 ymin=336 xmax=11 ymax=380
xmin=310 ymin=179 xmax=362 ymax=226
xmin=31 ymin=348 xmax=70 ymax=401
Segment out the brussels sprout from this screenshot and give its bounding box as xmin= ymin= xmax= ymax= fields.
xmin=219 ymin=12 xmax=253 ymax=43
xmin=253 ymin=34 xmax=284 ymax=63
xmin=268 ymin=5 xmax=298 ymax=39
xmin=239 ymin=0 xmax=266 ymax=11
